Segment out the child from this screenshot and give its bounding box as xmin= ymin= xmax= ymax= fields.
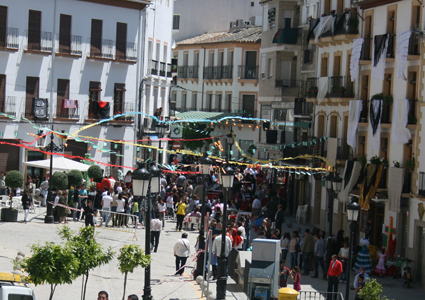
xmin=289 ymin=266 xmax=301 ymax=291
xmin=354 ymin=274 xmax=365 ymax=300
xmin=210 ymin=235 xmax=218 ymax=280
xmin=279 ymin=260 xmax=291 ymax=288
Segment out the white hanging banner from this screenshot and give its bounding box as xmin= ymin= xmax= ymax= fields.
xmin=396 ymin=30 xmax=412 ymax=81
xmin=350 ymin=38 xmax=364 ymax=81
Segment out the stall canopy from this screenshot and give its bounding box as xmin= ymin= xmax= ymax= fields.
xmin=23 ymin=156 xmax=90 ymax=172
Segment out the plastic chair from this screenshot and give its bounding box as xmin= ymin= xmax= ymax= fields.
xmin=189 ymin=217 xmax=200 ymax=230
xmin=296 ymin=204 xmax=308 ymax=224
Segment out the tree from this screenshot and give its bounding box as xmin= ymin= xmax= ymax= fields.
xmin=88 ymin=165 xmax=103 ymax=179
xmin=117 ymin=244 xmax=151 ymax=300
xmin=182 ymin=123 xmax=213 ymax=150
xmin=51 ymin=172 xmax=68 ymax=190
xmin=58 ymin=226 xmax=114 ymax=300
xmin=68 ymin=169 xmax=83 ymax=187
xmin=358 ymin=278 xmax=392 ymax=300
xmin=5 ymin=170 xmax=24 ymax=208
xmin=19 ymin=242 xmax=79 ymax=300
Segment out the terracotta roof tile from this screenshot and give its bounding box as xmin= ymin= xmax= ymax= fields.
xmin=177 ymin=26 xmax=262 ymax=45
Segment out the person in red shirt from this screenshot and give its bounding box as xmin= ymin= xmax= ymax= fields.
xmin=327 ymin=254 xmax=343 ymax=300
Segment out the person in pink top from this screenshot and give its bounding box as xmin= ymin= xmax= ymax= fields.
xmin=289 ymin=266 xmax=301 ymax=291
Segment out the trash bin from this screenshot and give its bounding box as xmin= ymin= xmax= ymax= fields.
xmin=278 ymin=287 xmax=299 ymax=300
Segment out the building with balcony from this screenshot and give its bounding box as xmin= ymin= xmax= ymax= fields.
xmin=172 ymin=25 xmax=262 ymax=159
xmin=0 ymin=0 xmax=175 ymax=179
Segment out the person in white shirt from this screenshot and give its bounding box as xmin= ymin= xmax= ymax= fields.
xmin=252 ymin=197 xmax=262 ymax=217
xmin=157 ymin=199 xmax=167 ymax=228
xmin=101 ymin=187 xmax=108 ymax=197
xmin=101 ymin=191 xmax=113 ymax=226
xmin=212 ymin=233 xmax=232 ymax=276
xmin=115 ymin=196 xmax=125 ymax=227
xmin=166 ymin=193 xmax=174 ymax=219
xmin=150 ymin=214 xmax=162 ymax=252
xmin=237 ymin=221 xmax=246 ymax=240
xmin=173 ymin=233 xmax=191 ymax=276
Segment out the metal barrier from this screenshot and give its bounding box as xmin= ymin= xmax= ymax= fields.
xmin=96 ymin=209 xmax=138 ymax=241
xmin=298 ymin=291 xmax=344 ymax=300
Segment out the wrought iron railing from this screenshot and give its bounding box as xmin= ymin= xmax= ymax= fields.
xmin=57 ymin=34 xmax=82 ymax=55
xmin=360 ymin=38 xmax=372 ymax=60
xmin=238 ymin=65 xmax=258 ymax=79
xmin=115 ymin=42 xmax=137 ymax=61
xmin=89 ymin=38 xmax=114 ymax=59
xmin=25 ymin=30 xmax=53 ymax=52
xmin=0 ymin=27 xmax=19 ymax=49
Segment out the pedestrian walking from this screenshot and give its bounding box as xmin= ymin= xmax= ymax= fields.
xmin=327 ymin=254 xmax=343 ymax=300
xmin=21 ymin=189 xmax=31 ymax=223
xmin=173 ymin=233 xmax=190 ymax=276
xmin=175 ymin=198 xmax=186 ymax=232
xmin=151 ymin=213 xmax=162 ymax=253
xmin=289 ymin=233 xmax=300 ymax=269
xmin=157 ymin=198 xmax=166 ymax=228
xmin=83 ymin=200 xmax=97 ymax=227
xmin=301 ymin=229 xmax=315 ymax=275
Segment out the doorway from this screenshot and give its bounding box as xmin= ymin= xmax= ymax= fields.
xmin=369 ymin=202 xmax=385 ymax=248
xmin=414 ymin=221 xmax=425 ymax=288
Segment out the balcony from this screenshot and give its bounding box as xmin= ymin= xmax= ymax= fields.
xmin=54 ymin=99 xmax=80 ymax=120
xmin=24 ymin=30 xmax=53 ymax=53
xmin=112 ymin=102 xmax=135 ymax=123
xmin=148 ymin=59 xmax=158 ymax=75
xmin=160 ymin=62 xmax=166 ymax=76
xmin=360 ymin=38 xmax=372 ymax=61
xmin=304 ymin=77 xmax=318 ymax=98
xmin=328 ymin=76 xmax=355 ymax=98
xmin=407 ymin=99 xmax=417 ymax=125
xmin=203 ymin=66 xmax=233 ymax=80
xmin=87 ymin=100 xmax=110 ymax=120
xmin=386 ymin=34 xmax=396 ymax=59
xmin=56 ymin=34 xmax=82 ymax=56
xmin=238 ymin=65 xmax=258 ymax=79
xmin=115 ymin=42 xmax=137 ymax=62
xmin=408 ymin=32 xmax=421 ymax=57
xmin=275 ymin=79 xmax=301 ymax=97
xmin=0 ymin=96 xmax=17 ymax=117
xmin=177 ymin=66 xmax=199 ymax=79
xmin=167 ymin=63 xmax=172 ymax=77
xmin=0 ymin=27 xmax=19 ymax=51
xmin=89 ymin=39 xmax=114 ymax=60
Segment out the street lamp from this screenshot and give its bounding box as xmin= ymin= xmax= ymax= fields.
xmin=216 ymin=164 xmax=234 ymax=300
xmin=193 ymin=154 xmax=212 ymax=278
xmin=155 ymin=122 xmax=168 ymax=164
xmin=325 ymin=172 xmax=334 ymax=235
xmin=42 ymin=126 xmax=65 ymax=223
xmin=332 ymin=173 xmax=343 ymax=194
xmin=132 ymin=162 xmax=161 ymax=300
xmin=226 ymin=127 xmax=234 ymax=160
xmin=345 ymin=198 xmax=360 ymax=300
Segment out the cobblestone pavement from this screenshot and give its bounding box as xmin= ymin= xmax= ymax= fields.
xmin=0 ymin=209 xmax=423 ymax=300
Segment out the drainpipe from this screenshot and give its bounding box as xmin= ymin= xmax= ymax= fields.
xmin=201 ymin=46 xmax=206 ymax=110
xmin=49 ymin=0 xmax=57 ymax=123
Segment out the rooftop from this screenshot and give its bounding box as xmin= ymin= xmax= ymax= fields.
xmin=176 ymin=26 xmax=262 ymax=46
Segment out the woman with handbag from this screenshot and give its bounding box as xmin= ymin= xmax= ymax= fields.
xmin=289 ymin=233 xmax=301 ymax=269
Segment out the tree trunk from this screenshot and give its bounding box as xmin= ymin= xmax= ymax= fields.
xmin=83 ymin=271 xmax=89 ymax=300
xmin=122 ymin=271 xmax=128 ymax=300
xmin=9 ymin=189 xmax=14 ymax=209
xmin=49 ymin=284 xmax=56 ymax=300
xmin=81 ymin=275 xmax=84 ymax=300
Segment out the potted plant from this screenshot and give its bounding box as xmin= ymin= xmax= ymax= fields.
xmin=369 ymin=155 xmax=382 ymax=165
xmin=330 ymin=85 xmax=346 ymax=97
xmin=305 ymin=86 xmax=318 ymax=97
xmin=405 ymin=154 xmax=415 ymax=172
xmin=393 ymin=160 xmax=401 ymax=168
xmin=330 ymin=10 xmax=336 ymax=16
xmin=88 ymin=165 xmax=103 ymax=180
xmin=1 ymin=170 xmax=24 ymax=222
xmin=408 ymin=115 xmax=417 ymax=124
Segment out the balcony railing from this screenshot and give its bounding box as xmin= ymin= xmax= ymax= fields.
xmin=149 ymin=59 xmax=159 ymax=75
xmin=334 ymin=13 xmax=359 ymax=35
xmin=115 ymin=42 xmax=137 ymax=61
xmin=294 ymin=98 xmax=313 ymax=116
xmin=359 ymin=99 xmax=368 ymax=122
xmin=25 ymin=30 xmax=53 ymax=52
xmin=0 ymin=27 xmax=19 ymax=49
xmin=89 ymin=39 xmax=114 ymax=59
xmin=160 ymin=62 xmax=166 ymax=76
xmin=360 ymin=38 xmax=372 ymax=60
xmin=167 ymin=63 xmax=172 ymax=77
xmin=113 ymin=102 xmax=135 ymax=121
xmin=55 ymin=99 xmax=79 ymax=119
xmin=303 ymin=77 xmax=318 ymax=97
xmin=238 ymin=65 xmax=258 ymax=79
xmin=203 ymin=66 xmax=233 ymax=79
xmin=57 ymin=34 xmax=82 ymax=55
xmin=1 ymin=96 xmax=17 ymax=117
xmin=408 ymin=99 xmax=417 ymax=124
xmin=177 ymin=66 xmax=199 ymax=79
xmin=328 ymin=76 xmax=355 ymax=98
xmin=408 ymin=32 xmax=421 ymax=56
xmin=337 ymin=138 xmax=350 ymax=159
xmin=387 ymin=34 xmax=396 ymax=58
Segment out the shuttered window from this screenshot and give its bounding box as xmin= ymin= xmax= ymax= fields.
xmin=115 ymin=22 xmax=127 ymax=60
xmin=25 ymin=77 xmax=39 ymax=117
xmin=113 ymin=83 xmax=125 ymax=114
xmin=56 ymin=79 xmax=70 ymax=117
xmin=90 ymin=19 xmax=102 ymax=56
xmin=89 ymin=81 xmax=101 ymax=118
xmin=28 ymin=10 xmax=41 ymax=51
xmin=0 ymin=74 xmax=5 ymax=113
xmin=0 ymin=6 xmax=7 ymax=48
xmin=59 ymin=14 xmax=71 ymax=54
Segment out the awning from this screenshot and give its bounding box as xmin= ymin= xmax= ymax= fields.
xmin=175 ymin=111 xmax=242 ymax=122
xmin=273 ymin=28 xmax=298 ymax=44
xmin=294 ymin=121 xmax=311 ymax=128
xmin=146 ymin=134 xmax=159 ymax=140
xmin=248 ymin=261 xmax=275 ymax=279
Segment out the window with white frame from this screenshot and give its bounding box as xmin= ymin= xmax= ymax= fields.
xmin=268 ymin=58 xmax=273 ymax=79
xmin=173 ymin=15 xmax=180 ymax=30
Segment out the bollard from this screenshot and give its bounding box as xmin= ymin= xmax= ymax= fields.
xmin=278 ymin=287 xmax=299 ymax=300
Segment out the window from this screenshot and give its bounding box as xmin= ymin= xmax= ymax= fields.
xmin=153 ymin=87 xmax=158 ymax=111
xmin=163 ymin=45 xmax=168 ymax=63
xmin=56 ymin=79 xmax=70 ymax=118
xmin=194 ymin=52 xmax=199 ymax=66
xmin=181 ymin=93 xmax=187 ymax=110
xmin=156 ymin=42 xmax=160 ymax=61
xmin=242 ymin=95 xmax=256 ymax=118
xmin=0 ymin=74 xmax=5 ymax=113
xmin=268 ymin=58 xmax=273 ymax=79
xmin=225 ymin=93 xmax=231 ymax=112
xmin=114 ymin=83 xmax=125 ymax=115
xmin=304 ymin=49 xmax=312 ymax=64
xmin=215 ymin=93 xmax=222 ymax=111
xmin=116 ymin=22 xmax=127 ymax=60
xmin=25 ymin=76 xmax=39 ymax=118
xmin=89 ymin=81 xmax=101 ymax=118
xmin=28 ymin=10 xmax=41 ymax=51
xmin=251 ymin=1 xmax=254 ymax=7
xmin=90 ymin=19 xmax=102 ymax=57
xmin=191 ymin=93 xmax=197 ymax=110
xmin=320 ymin=56 xmax=328 ymax=77
xmin=260 ymin=53 xmax=266 ymax=79
xmin=0 ymin=6 xmax=8 ymax=48
xmin=59 ymin=14 xmax=71 ymax=54
xmin=173 ymin=15 xmax=180 ymax=30
xmin=419 ymin=172 xmax=425 ymax=196
xmin=206 ymin=94 xmax=212 ymax=111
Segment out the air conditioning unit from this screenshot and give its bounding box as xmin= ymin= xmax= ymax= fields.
xmin=236 ymin=19 xmax=245 ymax=27
xmin=244 ymin=21 xmax=251 ymax=26
xmin=230 ymin=21 xmax=236 ymax=29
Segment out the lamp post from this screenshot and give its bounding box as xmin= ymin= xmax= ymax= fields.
xmin=325 ymin=172 xmax=334 ymax=235
xmin=345 ymin=199 xmax=360 ymax=300
xmin=132 ymin=162 xmax=161 ymax=300
xmin=43 ymin=126 xmax=65 ymax=223
xmin=226 ymin=127 xmax=234 ymax=160
xmin=216 ymin=165 xmax=234 ymax=300
xmin=193 ymin=154 xmax=212 ymax=278
xmin=155 ymin=122 xmax=167 ymax=164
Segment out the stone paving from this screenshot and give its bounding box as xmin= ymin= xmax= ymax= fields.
xmin=0 ymin=208 xmax=424 ymax=300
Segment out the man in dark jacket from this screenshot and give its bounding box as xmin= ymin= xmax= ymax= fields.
xmin=83 ymin=200 xmax=97 ymax=227
xmin=301 ymin=229 xmax=315 ymax=275
xmin=275 ymin=204 xmax=285 ymax=237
